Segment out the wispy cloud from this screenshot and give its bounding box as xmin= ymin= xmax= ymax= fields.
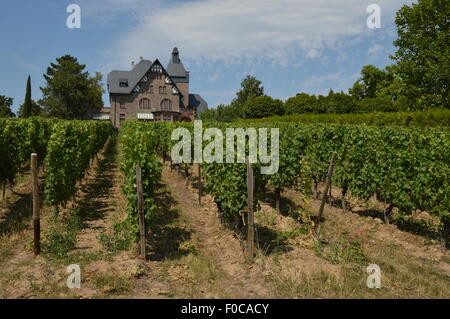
xmin=94 ymin=0 xmax=414 ymax=68
xmin=301 ymin=71 xmax=361 ymax=94
xmin=367 ymin=44 xmax=385 ymax=59
xmin=11 ymin=54 xmax=38 ymax=72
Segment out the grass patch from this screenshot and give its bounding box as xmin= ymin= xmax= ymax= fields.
xmin=314 ymin=239 xmax=367 ymax=265
xmin=184 ymin=253 xmax=219 ymax=282
xmin=98 ymin=230 xmax=132 ymax=253
xmin=93 ymin=273 xmax=132 ymax=296
xmin=0 ymin=233 xmax=23 ymax=264
xmin=42 ymin=210 xmax=83 ymax=260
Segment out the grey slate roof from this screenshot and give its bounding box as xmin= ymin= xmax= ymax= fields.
xmin=167 ymin=62 xmax=187 ymax=78
xmin=167 ymin=47 xmax=189 ymax=82
xmin=107 ymin=48 xmax=208 ymax=115
xmin=107 ymin=59 xmax=152 ymax=94
xmin=189 ymin=94 xmax=208 ymax=114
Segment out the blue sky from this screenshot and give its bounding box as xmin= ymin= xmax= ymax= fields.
xmin=0 ymin=0 xmax=415 ymax=113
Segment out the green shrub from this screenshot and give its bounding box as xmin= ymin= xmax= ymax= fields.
xmin=243 ymin=96 xmax=284 ymax=119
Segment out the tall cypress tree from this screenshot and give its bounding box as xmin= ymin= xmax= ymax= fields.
xmin=19 ymin=75 xmax=32 ymax=118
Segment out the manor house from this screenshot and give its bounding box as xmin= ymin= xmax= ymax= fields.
xmin=95 ymin=48 xmax=207 ymax=127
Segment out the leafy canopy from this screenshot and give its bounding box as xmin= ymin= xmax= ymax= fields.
xmin=39 ymin=55 xmax=104 ymax=119
xmin=243 ymin=96 xmax=284 ymax=119
xmin=0 ymin=95 xmax=15 ymax=118
xmin=391 ymin=0 xmax=449 ymax=110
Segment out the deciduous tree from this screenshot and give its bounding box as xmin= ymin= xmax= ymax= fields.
xmin=0 ymin=95 xmax=15 ymax=118
xmin=243 ymin=96 xmax=284 ymax=119
xmin=391 ymin=0 xmax=449 ymax=110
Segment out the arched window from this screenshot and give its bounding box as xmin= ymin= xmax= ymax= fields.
xmin=139 ymin=98 xmax=150 ymax=109
xmin=161 ymin=99 xmax=172 ymax=110
xmin=149 ymin=85 xmax=153 ymax=93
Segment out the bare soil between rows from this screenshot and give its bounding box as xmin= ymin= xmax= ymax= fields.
xmin=1 ymin=146 xmax=449 ymax=298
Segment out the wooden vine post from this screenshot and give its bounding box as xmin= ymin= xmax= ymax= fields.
xmin=275 ymin=188 xmax=281 ymax=214
xmin=246 ymin=159 xmax=255 ymax=262
xmin=315 ymin=152 xmax=337 ymax=235
xmin=185 ymin=166 xmax=190 ymax=188
xmin=31 ymin=153 xmax=41 ymax=255
xmin=198 ymin=163 xmax=202 ymax=205
xmin=136 ymin=166 xmax=146 ymax=260
xmin=198 ymin=164 xmax=202 ymax=206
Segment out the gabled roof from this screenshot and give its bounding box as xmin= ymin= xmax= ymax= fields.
xmin=189 ymin=94 xmax=208 ymax=114
xmin=107 ymin=59 xmax=183 ymax=98
xmin=107 ymin=59 xmax=152 ymax=94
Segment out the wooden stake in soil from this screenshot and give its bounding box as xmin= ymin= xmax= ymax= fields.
xmin=383 ymin=203 xmax=394 ymax=225
xmin=31 ymin=153 xmax=41 ymax=256
xmin=198 ymin=164 xmax=202 ymax=206
xmin=275 ymin=188 xmax=281 ymax=214
xmin=185 ymin=166 xmax=190 ymax=188
xmin=315 ymin=152 xmax=337 ymax=235
xmin=136 ymin=166 xmax=146 ymax=260
xmin=246 ymin=160 xmax=255 ymax=262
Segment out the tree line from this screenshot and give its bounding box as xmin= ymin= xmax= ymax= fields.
xmin=0 ymin=55 xmax=104 ymax=119
xmin=200 ymin=0 xmax=449 ymax=121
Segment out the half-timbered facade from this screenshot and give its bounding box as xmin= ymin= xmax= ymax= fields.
xmin=103 ymin=48 xmax=207 ymax=127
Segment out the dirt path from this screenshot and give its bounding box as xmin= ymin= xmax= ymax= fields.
xmin=126 ymin=166 xmax=273 ymax=298
xmin=73 ymin=150 xmax=121 ymax=254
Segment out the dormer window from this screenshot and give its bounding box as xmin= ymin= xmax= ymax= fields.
xmin=119 ymin=79 xmax=128 ymax=87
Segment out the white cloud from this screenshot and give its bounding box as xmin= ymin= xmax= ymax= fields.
xmin=207 ymin=73 xmax=221 ymax=83
xmin=302 ymin=72 xmax=342 ymax=89
xmin=301 ymin=71 xmax=361 ymax=94
xmin=367 ymin=44 xmax=385 ymax=58
xmin=11 ymin=54 xmax=38 ymax=72
xmin=306 ymin=49 xmax=322 ymax=59
xmin=98 ymin=0 xmax=414 ymax=68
